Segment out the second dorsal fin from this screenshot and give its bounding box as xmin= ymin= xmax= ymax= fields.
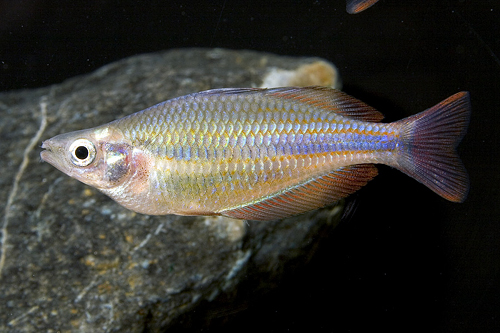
xmin=265 ymin=86 xmax=384 ymax=122
xmin=199 ymin=86 xmax=384 ymax=122
xmin=221 ymin=164 xmax=378 ymax=221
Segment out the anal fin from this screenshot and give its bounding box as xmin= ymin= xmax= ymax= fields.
xmin=221 ymin=164 xmax=378 ymax=221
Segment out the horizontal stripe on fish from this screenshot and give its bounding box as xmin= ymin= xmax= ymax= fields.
xmin=147 ymin=133 xmax=397 ymax=161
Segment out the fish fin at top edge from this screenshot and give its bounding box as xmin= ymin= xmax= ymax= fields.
xmin=221 ymin=164 xmax=378 ymax=221
xmin=395 ymin=91 xmax=471 ymax=202
xmin=199 ymin=86 xmax=384 ymax=122
xmin=346 ymin=0 xmax=379 ymax=14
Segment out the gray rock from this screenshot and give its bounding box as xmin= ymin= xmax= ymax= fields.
xmin=0 ymin=48 xmax=343 ymax=332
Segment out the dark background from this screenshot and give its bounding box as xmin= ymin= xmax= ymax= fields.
xmin=1 ymin=0 xmax=499 ymax=332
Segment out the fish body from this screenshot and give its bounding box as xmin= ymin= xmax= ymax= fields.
xmin=41 ymin=87 xmax=470 ymax=221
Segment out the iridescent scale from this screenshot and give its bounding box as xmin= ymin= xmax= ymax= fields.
xmin=111 ymin=88 xmax=399 ymax=214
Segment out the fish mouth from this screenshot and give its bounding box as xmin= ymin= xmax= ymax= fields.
xmin=40 ymin=139 xmax=70 ymax=176
xmin=40 ymin=140 xmax=55 ymax=164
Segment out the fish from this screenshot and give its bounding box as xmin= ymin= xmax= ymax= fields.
xmin=40 ymin=87 xmax=470 ymax=221
xmin=346 ymin=0 xmax=379 ymax=14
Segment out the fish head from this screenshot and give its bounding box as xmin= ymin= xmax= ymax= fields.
xmin=40 ymin=126 xmax=134 ymax=190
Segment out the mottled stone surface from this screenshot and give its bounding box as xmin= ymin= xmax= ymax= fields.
xmin=0 ymin=48 xmax=343 ymax=332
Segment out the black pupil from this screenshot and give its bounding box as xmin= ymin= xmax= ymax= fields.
xmin=75 ymin=146 xmax=89 ymax=160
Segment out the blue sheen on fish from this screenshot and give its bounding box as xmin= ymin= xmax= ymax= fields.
xmin=40 ymin=87 xmax=470 ymax=221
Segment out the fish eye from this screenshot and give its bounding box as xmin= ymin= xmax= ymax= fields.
xmin=69 ymin=139 xmax=96 ymax=167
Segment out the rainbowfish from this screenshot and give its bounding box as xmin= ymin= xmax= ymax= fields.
xmin=346 ymin=0 xmax=379 ymax=14
xmin=40 ymin=87 xmax=470 ymax=221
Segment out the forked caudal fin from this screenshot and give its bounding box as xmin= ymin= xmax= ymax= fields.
xmin=395 ymin=92 xmax=471 ymax=202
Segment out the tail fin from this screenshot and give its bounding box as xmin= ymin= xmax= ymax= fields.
xmin=395 ymin=92 xmax=471 ymax=202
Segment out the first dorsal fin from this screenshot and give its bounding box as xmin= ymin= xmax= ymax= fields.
xmin=198 ymin=86 xmax=384 ymax=122
xmin=220 ymin=164 xmax=378 ymax=221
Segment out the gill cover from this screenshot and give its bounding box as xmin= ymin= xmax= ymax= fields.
xmin=102 ymin=143 xmax=132 ymax=186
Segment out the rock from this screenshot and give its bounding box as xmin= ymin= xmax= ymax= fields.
xmin=0 ymin=48 xmax=343 ymax=332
